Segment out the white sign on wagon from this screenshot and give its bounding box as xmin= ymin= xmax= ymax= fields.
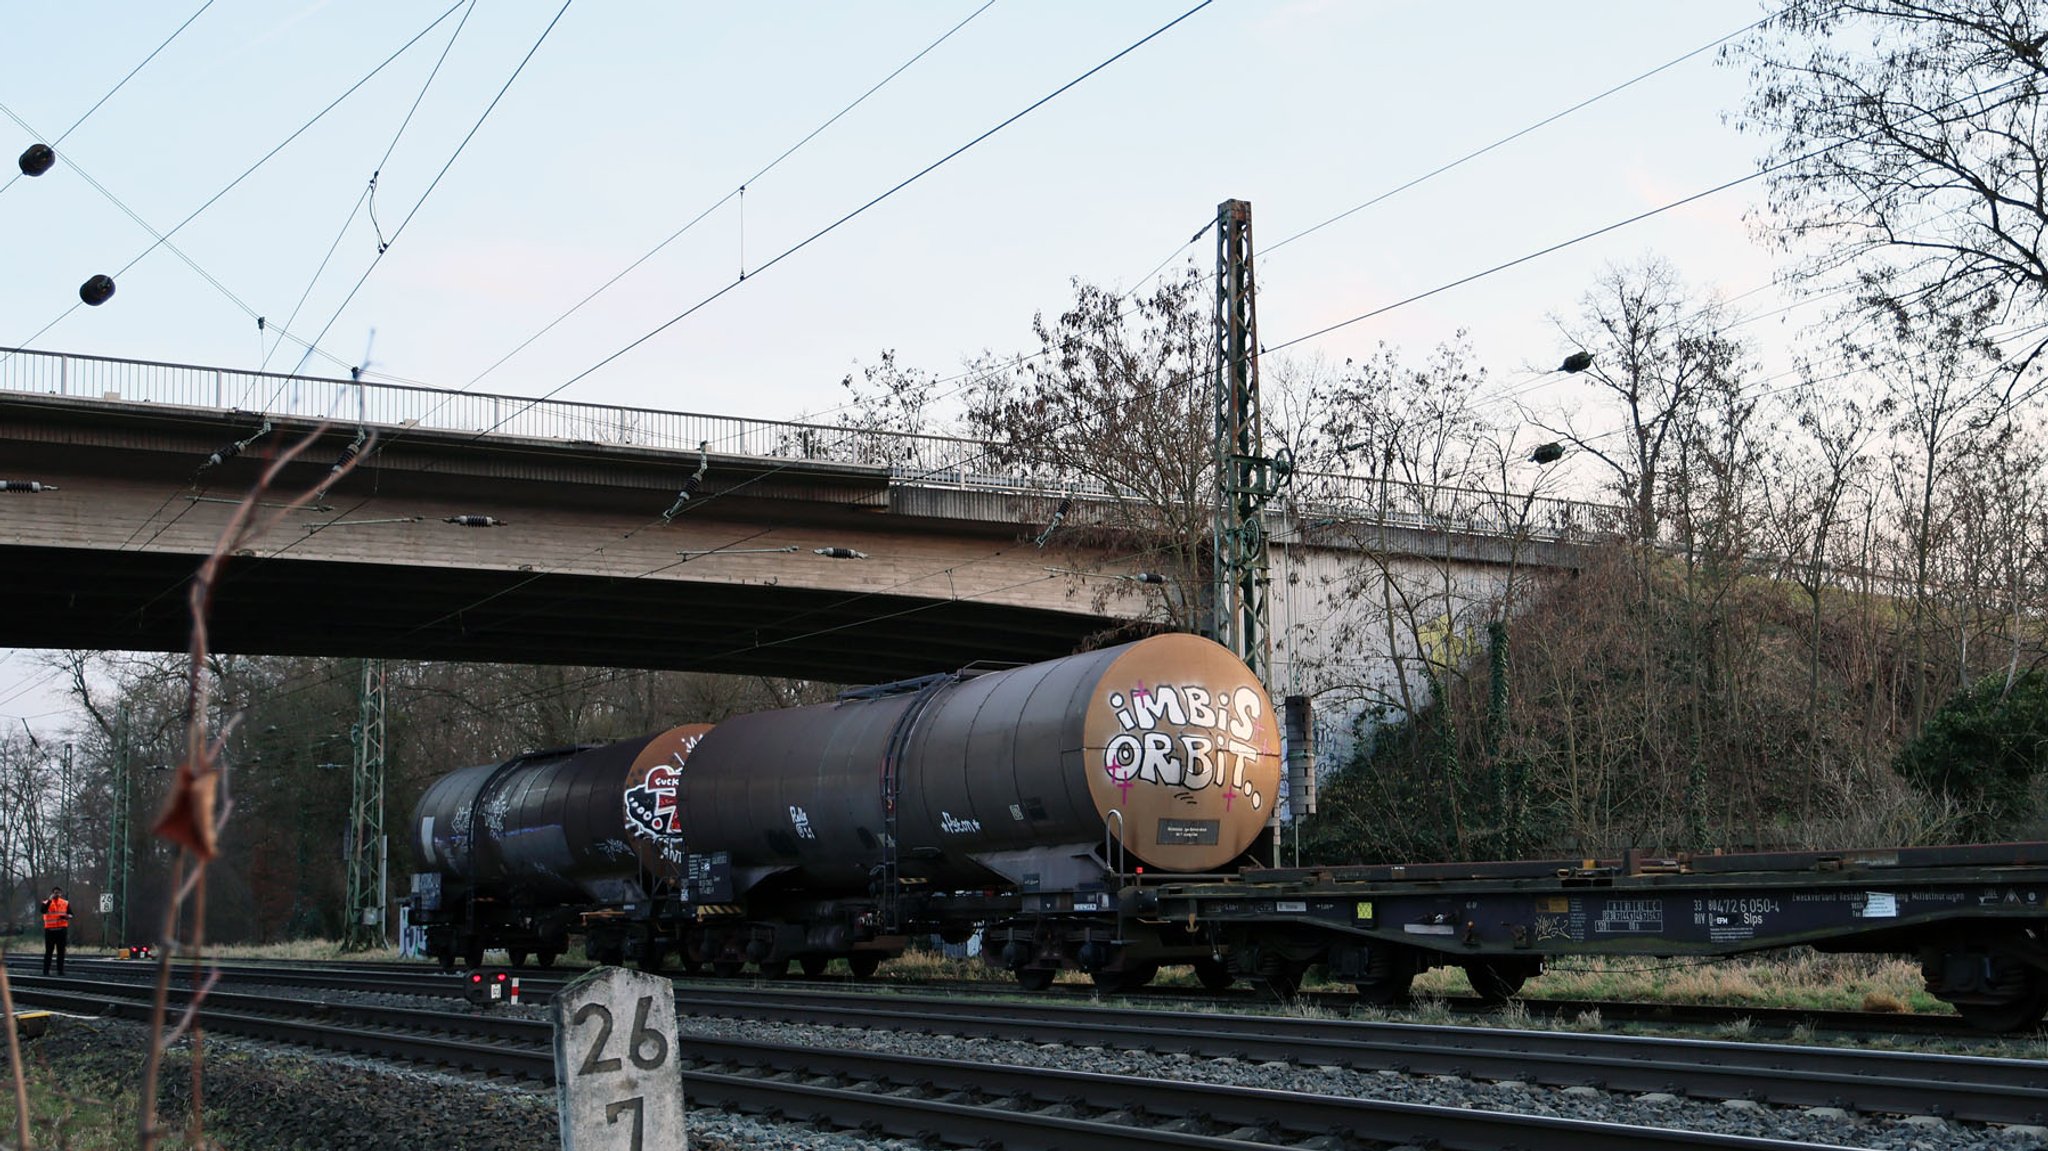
xmin=554 ymin=966 xmax=686 ymax=1151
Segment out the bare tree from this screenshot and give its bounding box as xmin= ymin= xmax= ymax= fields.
xmin=1734 ymin=0 xmax=2048 ymax=378
xmin=964 ymin=269 xmax=1215 ymax=633
xmin=1859 ymin=301 xmax=2009 ymax=728
xmin=1539 ymin=258 xmax=1742 ymax=543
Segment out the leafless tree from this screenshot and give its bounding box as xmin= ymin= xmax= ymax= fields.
xmin=1538 ymin=258 xmax=1742 ymax=543
xmin=1733 ymin=0 xmax=2048 ymax=381
xmin=963 ymin=270 xmax=1216 ymax=634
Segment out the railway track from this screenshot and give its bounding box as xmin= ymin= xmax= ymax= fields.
xmin=15 ymin=954 xmax=1996 ymax=1039
xmin=7 ymin=975 xmax=1863 ymax=1150
xmin=12 ymin=958 xmax=2046 ymax=1129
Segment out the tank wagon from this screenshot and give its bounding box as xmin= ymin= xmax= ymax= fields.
xmin=408 ymin=633 xmax=1282 ymax=986
xmin=407 ymin=633 xmax=2048 ymax=1031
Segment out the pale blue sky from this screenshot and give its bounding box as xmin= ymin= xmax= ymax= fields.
xmin=1 ymin=0 xmax=1789 ymax=729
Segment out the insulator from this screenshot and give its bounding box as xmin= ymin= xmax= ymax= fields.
xmin=1530 ymin=442 xmax=1566 ymax=465
xmin=79 ymin=274 xmax=116 ymax=306
xmin=17 ymin=143 xmax=55 ymax=177
xmin=678 ymin=474 xmax=702 ymax=497
xmin=1559 ymin=350 xmax=1594 ymax=373
xmin=1132 ymin=572 xmax=1165 ymax=585
xmin=813 ymin=546 xmax=867 ymax=559
xmin=443 ymin=515 xmax=505 ymax=527
xmin=0 ymin=481 xmax=56 ymax=493
xmin=205 ymin=442 xmax=242 ymax=470
xmin=331 ymin=442 xmax=361 ymax=471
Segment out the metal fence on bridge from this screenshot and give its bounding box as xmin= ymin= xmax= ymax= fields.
xmin=1 ymin=346 xmax=1614 ymax=544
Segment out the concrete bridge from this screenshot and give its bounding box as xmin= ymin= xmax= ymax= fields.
xmin=0 ymin=347 xmax=1610 ymax=685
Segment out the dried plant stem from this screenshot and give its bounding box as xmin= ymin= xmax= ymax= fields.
xmin=187 ymin=875 xmax=208 ymax=1147
xmin=135 ymin=424 xmax=365 ymax=1151
xmin=1 ymin=951 xmax=32 ymax=1150
xmin=139 ymin=853 xmax=186 ymax=1150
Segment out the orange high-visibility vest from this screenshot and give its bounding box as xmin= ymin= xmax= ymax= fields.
xmin=42 ymin=897 xmax=69 ymax=930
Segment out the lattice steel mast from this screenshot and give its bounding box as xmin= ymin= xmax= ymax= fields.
xmin=343 ymin=658 xmax=388 ymax=950
xmin=1210 ymin=198 xmax=1290 ymax=684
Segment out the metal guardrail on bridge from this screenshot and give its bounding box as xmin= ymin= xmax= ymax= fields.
xmin=0 ymin=346 xmax=1615 ymax=545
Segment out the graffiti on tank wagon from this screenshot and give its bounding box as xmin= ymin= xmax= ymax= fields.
xmin=1102 ymin=681 xmax=1268 ymax=810
xmin=624 ymin=732 xmax=704 ymax=860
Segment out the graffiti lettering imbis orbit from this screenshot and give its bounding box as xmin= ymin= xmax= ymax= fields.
xmin=1103 ymin=681 xmax=1269 ymax=810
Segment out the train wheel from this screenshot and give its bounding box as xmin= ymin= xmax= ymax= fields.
xmin=712 ymin=960 xmax=745 ymax=978
xmin=1015 ymin=967 xmax=1055 ymax=992
xmin=1463 ymin=960 xmax=1534 ymax=1004
xmin=1192 ymin=957 xmax=1234 ymax=991
xmin=847 ymin=952 xmax=883 ymax=980
xmin=1092 ymin=962 xmax=1157 ymax=994
xmin=1954 ymin=976 xmax=2048 ymax=1033
xmin=759 ymin=959 xmax=794 ymax=979
xmin=1256 ymin=953 xmax=1304 ymax=1000
xmin=464 ymin=939 xmax=486 ymax=970
xmin=508 ymin=951 xmax=531 ymax=969
xmin=799 ymin=956 xmax=829 ymax=977
xmin=536 ymin=949 xmax=559 ymax=969
xmin=1354 ymin=972 xmax=1414 ymax=1006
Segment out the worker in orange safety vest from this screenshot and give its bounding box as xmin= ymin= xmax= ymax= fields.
xmin=41 ymin=886 xmax=70 ymax=975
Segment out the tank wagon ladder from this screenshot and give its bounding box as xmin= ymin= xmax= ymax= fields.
xmin=1103 ymin=808 xmax=1128 ymax=947
xmin=844 ymin=673 xmax=956 ymax=934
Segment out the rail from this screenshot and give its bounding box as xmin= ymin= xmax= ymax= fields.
xmin=0 ymin=346 xmax=1616 ymax=545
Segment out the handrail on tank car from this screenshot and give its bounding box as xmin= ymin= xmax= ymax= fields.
xmin=837 ymin=672 xmax=954 ymax=701
xmin=1104 ymin=809 xmax=1129 ymax=946
xmin=1103 ymin=809 xmax=1126 ymax=888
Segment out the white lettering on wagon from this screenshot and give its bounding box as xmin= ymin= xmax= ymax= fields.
xmin=1104 ymin=682 xmax=1267 ymax=811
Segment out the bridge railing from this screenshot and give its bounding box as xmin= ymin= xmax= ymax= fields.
xmin=1287 ymin=470 xmax=1617 ymax=544
xmin=0 ymin=346 xmax=1618 ymax=544
xmin=0 ymin=345 xmax=991 ymax=473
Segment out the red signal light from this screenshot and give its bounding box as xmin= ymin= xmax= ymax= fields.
xmin=470 ymin=973 xmax=482 ymax=983
xmin=494 ymin=971 xmax=508 ymax=982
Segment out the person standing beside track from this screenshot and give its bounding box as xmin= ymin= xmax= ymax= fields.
xmin=40 ymin=886 xmax=70 ymax=975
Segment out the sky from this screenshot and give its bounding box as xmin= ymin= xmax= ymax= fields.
xmin=0 ymin=0 xmax=1797 ymax=733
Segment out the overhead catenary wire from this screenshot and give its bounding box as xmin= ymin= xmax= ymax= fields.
xmin=808 ymin=11 xmax=1781 ymax=436
xmin=273 ymin=0 xmax=574 ymax=396
xmin=1262 ymin=11 xmax=1774 ymax=259
xmin=456 ymin=0 xmax=999 ymax=395
xmin=0 ymin=1 xmax=472 ymax=374
xmin=254 ymin=0 xmax=479 ymax=384
xmin=1259 ymin=75 xmax=2029 ymax=363
xmin=495 ymin=0 xmax=1215 ymax=429
xmin=0 ymin=0 xmax=218 ymax=201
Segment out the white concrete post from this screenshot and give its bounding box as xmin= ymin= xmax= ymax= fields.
xmin=554 ymin=966 xmax=686 ymax=1151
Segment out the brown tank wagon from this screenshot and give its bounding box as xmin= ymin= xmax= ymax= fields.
xmin=408 ymin=634 xmax=1283 ymax=981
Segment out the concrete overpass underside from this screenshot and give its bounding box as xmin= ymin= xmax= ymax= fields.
xmin=1 ymin=392 xmax=1126 ymax=682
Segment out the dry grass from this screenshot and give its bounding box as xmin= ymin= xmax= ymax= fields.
xmin=1411 ymin=949 xmax=1945 ymax=1014
xmin=2 ymin=1047 xmax=199 ymax=1150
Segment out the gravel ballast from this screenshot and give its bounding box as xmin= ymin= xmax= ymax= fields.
xmin=8 ymin=983 xmax=2045 ymax=1150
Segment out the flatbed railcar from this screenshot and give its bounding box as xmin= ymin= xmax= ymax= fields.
xmin=1129 ymin=842 xmax=2048 ymax=1031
